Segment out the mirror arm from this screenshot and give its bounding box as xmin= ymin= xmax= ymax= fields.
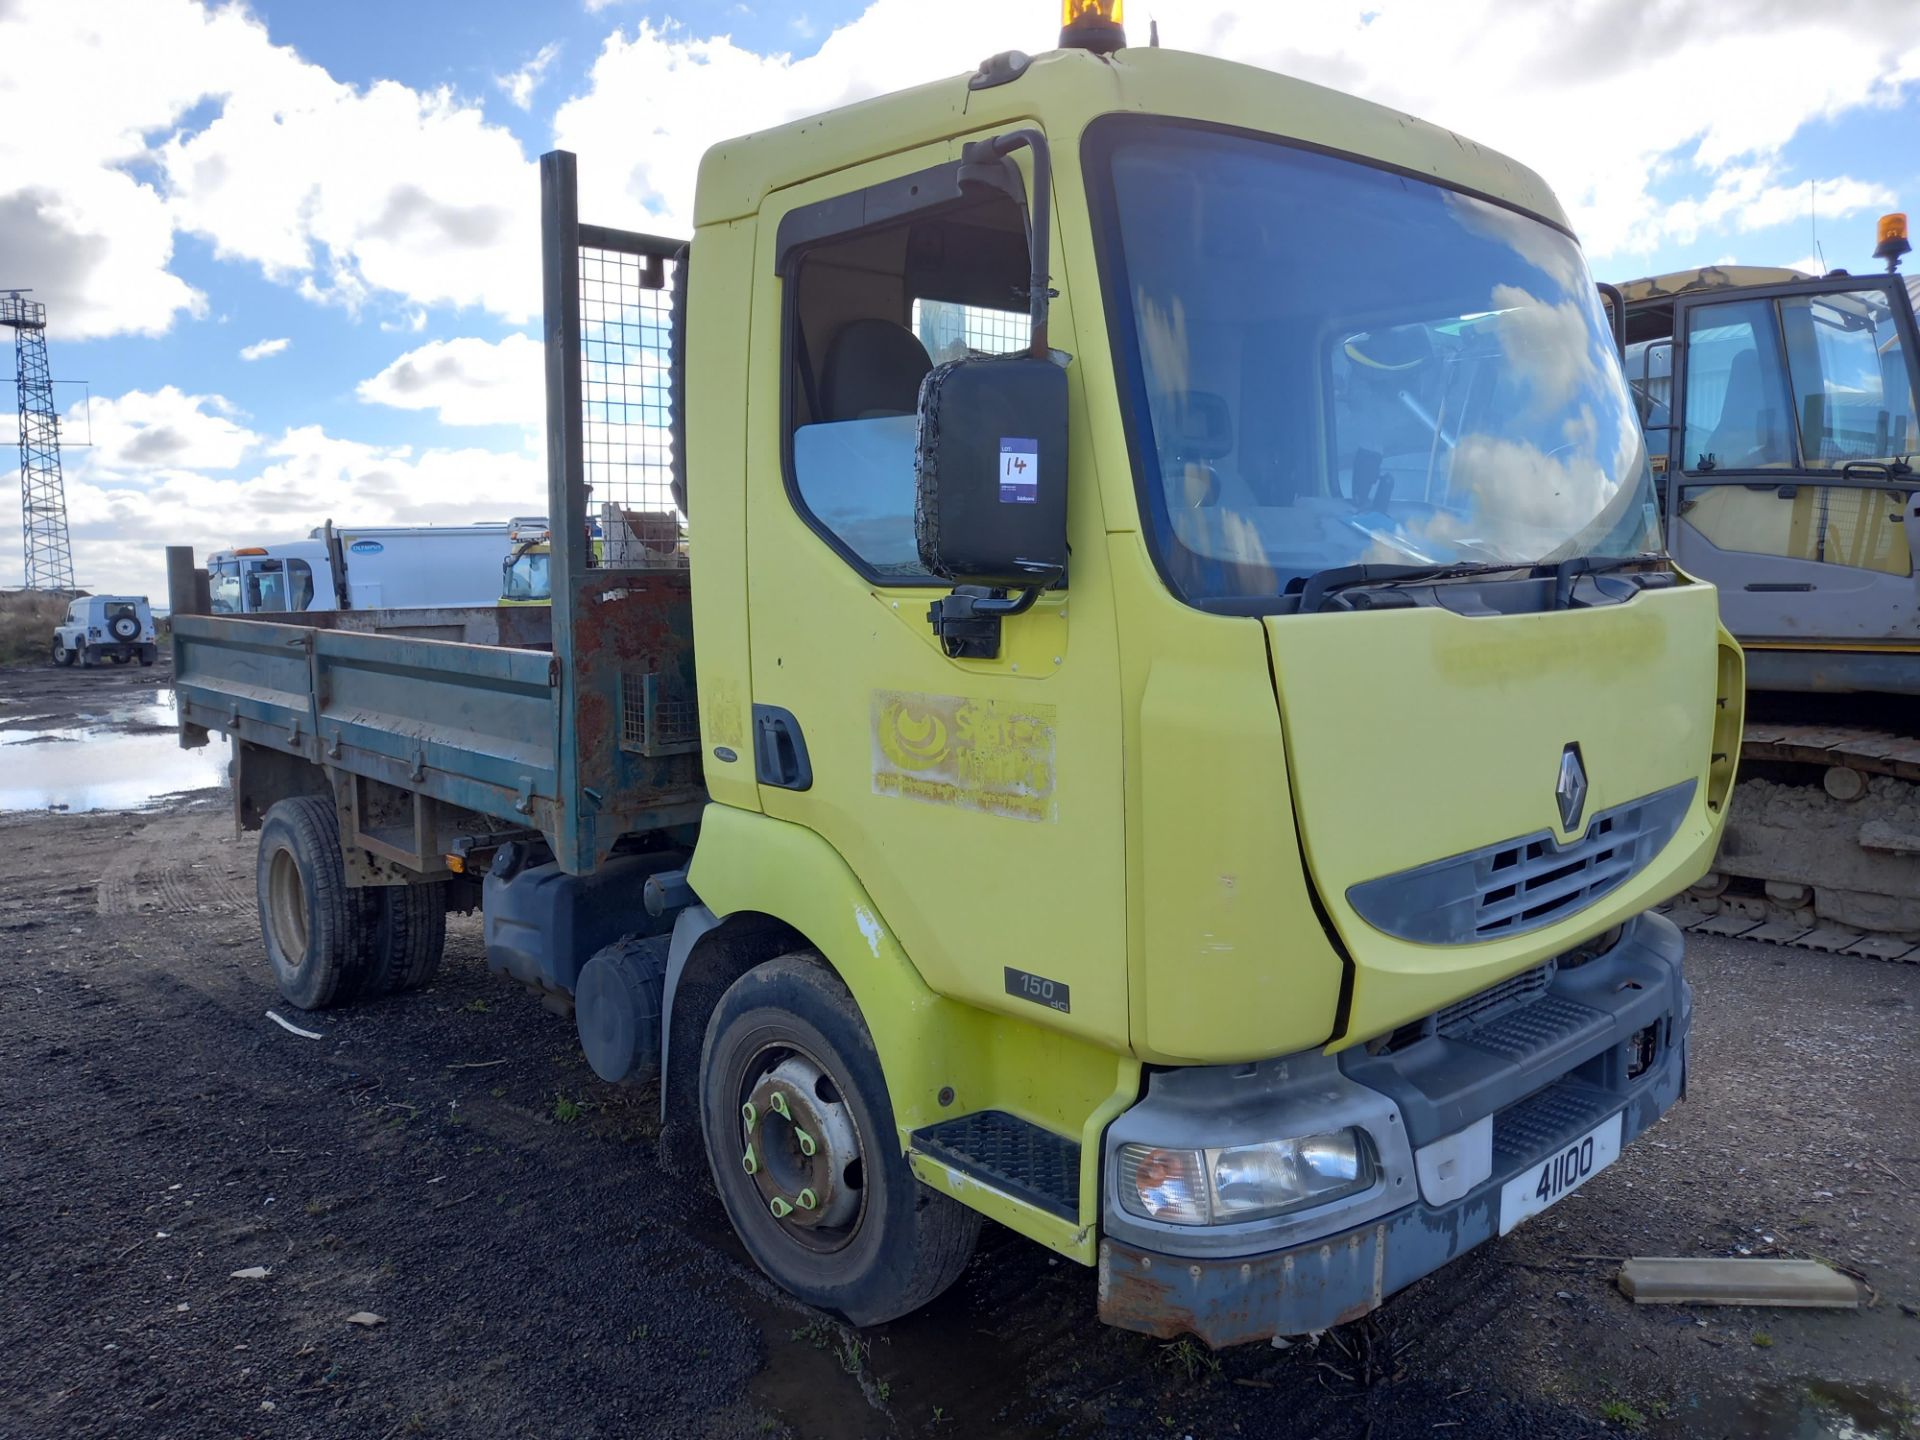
xmin=962 ymin=129 xmax=1053 ymax=358
xmin=927 ymin=568 xmax=1062 ymax=660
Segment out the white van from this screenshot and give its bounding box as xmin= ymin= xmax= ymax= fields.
xmin=209 ymin=518 xmax=546 ymax=615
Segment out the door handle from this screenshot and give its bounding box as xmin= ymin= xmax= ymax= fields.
xmin=753 ymin=704 xmax=813 ymax=791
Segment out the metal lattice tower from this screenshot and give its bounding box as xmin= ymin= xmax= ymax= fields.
xmin=3 ymin=291 xmax=75 ymax=591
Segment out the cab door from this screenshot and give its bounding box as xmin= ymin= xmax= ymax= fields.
xmin=740 ymin=133 xmax=1129 ymax=1050
xmin=1667 ymin=274 xmax=1920 ymax=647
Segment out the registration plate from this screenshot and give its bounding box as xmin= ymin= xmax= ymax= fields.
xmin=1497 ymin=1112 xmax=1623 ymax=1236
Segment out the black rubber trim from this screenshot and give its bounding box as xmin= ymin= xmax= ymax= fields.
xmin=912 ymin=1110 xmax=1080 ymax=1221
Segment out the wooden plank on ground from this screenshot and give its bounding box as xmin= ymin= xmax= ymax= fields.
xmin=1617 ymin=1258 xmax=1862 ymax=1308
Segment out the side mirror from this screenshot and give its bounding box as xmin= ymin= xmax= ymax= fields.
xmin=914 ymin=353 xmax=1068 ymax=658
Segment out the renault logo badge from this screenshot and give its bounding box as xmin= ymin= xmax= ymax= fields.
xmin=1555 ymin=743 xmax=1588 ymax=832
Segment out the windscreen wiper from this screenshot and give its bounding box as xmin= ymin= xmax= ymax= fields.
xmin=1291 ymin=561 xmax=1526 ymax=614
xmin=1539 ymin=553 xmax=1666 ymax=610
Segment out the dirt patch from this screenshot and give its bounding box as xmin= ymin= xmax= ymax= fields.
xmin=1 ymin=666 xmax=1916 ymax=1439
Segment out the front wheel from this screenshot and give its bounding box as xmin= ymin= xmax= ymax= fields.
xmin=50 ymin=640 xmax=73 ymax=667
xmin=699 ymin=954 xmax=979 ymax=1326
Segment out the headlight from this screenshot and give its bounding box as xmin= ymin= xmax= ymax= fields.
xmin=1117 ymin=1130 xmax=1374 ymax=1226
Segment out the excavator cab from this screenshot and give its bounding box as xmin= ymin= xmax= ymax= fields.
xmin=1616 ymin=251 xmax=1920 ymax=943
xmin=1654 ymin=272 xmax=1919 ymax=684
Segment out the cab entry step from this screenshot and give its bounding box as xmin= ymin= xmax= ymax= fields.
xmin=911 ymin=1111 xmax=1080 ymax=1220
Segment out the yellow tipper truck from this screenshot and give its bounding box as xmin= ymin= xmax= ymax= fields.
xmin=169 ymin=1 xmax=1742 ymax=1347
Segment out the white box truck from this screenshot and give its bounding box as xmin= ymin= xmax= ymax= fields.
xmin=208 ymin=518 xmax=546 ymax=615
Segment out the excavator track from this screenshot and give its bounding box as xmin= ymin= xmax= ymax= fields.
xmin=1662 ymin=723 xmax=1920 ymax=962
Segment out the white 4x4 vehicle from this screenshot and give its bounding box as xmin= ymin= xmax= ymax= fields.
xmin=51 ymin=595 xmax=159 ymax=668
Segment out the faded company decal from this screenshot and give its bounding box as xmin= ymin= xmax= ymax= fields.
xmin=871 ymin=690 xmax=1056 ymax=822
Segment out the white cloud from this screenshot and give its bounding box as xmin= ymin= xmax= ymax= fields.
xmin=553 ymin=2 xmax=1920 ymax=270
xmin=0 ymin=0 xmax=539 ymax=340
xmin=239 ymin=336 xmax=291 ymax=361
xmin=357 ymin=334 xmax=545 ymax=427
xmin=7 ymin=0 xmax=1917 ymax=343
xmin=496 ymin=42 xmax=561 ymax=111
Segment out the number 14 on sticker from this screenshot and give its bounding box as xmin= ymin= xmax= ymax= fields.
xmin=1000 ymin=437 xmax=1039 ymax=505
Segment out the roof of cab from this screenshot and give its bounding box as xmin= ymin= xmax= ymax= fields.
xmin=1615 ymin=265 xmax=1812 ymax=304
xmin=693 ymin=45 xmax=1570 ymax=236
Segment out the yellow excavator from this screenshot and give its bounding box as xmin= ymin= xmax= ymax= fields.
xmin=1614 ymin=214 xmax=1920 ymax=958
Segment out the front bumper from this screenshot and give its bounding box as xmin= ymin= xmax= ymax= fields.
xmin=1097 ymin=912 xmax=1690 ymax=1347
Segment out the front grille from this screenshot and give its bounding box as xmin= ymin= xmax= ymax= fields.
xmin=1347 ymin=780 xmax=1696 ymax=945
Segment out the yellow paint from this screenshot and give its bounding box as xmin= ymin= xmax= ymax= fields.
xmin=689 ymin=803 xmax=1139 ymax=1262
xmin=1264 ymin=583 xmax=1727 ymax=1044
xmin=871 ymin=689 xmax=1057 ymax=822
xmin=677 ymin=39 xmax=1733 ymax=1251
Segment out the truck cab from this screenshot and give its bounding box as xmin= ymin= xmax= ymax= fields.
xmin=172 ymin=11 xmax=1742 ymax=1348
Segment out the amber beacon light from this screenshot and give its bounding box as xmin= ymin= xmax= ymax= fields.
xmin=1061 ymin=0 xmax=1126 ymax=53
xmin=1874 ymin=212 xmax=1910 ymax=273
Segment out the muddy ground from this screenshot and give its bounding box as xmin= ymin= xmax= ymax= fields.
xmin=1 ymin=656 xmax=1916 ymax=1440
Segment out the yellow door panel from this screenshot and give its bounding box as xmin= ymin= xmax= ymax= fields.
xmin=742 ymin=132 xmax=1130 ymax=1052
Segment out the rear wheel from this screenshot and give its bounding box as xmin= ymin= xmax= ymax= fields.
xmin=256 ymin=796 xmax=378 ymax=1010
xmin=362 ymin=881 xmax=448 ymax=996
xmin=699 ymin=953 xmax=979 ymax=1326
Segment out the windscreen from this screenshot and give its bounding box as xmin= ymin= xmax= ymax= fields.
xmin=1092 ymin=121 xmax=1660 ymax=606
xmin=209 ymin=557 xmax=242 ymax=614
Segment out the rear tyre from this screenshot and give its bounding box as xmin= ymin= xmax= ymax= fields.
xmin=256 ymin=796 xmax=378 ymax=1010
xmin=362 ymin=881 xmax=448 ymax=996
xmin=699 ymin=953 xmax=980 ymax=1326
xmin=139 ymin=645 xmax=157 ymax=667
xmin=50 ymin=639 xmax=72 ymax=667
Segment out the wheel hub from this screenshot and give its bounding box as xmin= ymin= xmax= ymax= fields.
xmin=740 ymin=1055 xmax=860 ymax=1231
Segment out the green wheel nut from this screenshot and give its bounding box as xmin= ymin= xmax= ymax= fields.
xmin=740 ymin=1100 xmax=757 ymax=1130
xmin=769 ymin=1195 xmax=793 ymax=1218
xmin=795 ymin=1187 xmax=817 ymax=1211
xmin=768 ymin=1091 xmax=791 ymax=1120
xmin=742 ymin=1144 xmax=758 ymax=1176
xmin=795 ymin=1127 xmax=816 ymax=1157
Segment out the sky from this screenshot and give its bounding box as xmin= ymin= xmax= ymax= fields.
xmin=2 ymin=0 xmax=1918 ymax=597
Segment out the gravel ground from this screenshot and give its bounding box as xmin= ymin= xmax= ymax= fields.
xmin=1 ymin=659 xmax=1916 ymax=1440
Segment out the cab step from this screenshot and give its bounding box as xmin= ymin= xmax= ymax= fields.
xmin=910 ymin=1110 xmax=1080 ymax=1220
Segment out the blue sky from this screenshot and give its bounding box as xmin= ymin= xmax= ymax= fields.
xmin=3 ymin=0 xmax=1917 ymax=594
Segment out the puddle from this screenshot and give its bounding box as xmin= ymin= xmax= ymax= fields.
xmin=0 ymin=688 xmax=229 ymax=813
xmin=1656 ymin=1378 xmax=1918 ymax=1440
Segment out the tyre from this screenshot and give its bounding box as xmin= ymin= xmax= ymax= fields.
xmin=50 ymin=639 xmax=72 ymax=667
xmin=362 ymin=881 xmax=448 ymax=996
xmin=109 ymin=614 xmax=140 ymax=641
xmin=256 ymin=795 xmax=378 ymax=1010
xmin=80 ymin=647 xmax=96 ymax=668
xmin=139 ymin=645 xmax=157 ymax=667
xmin=699 ymin=953 xmax=980 ymax=1326
xmin=110 ymin=652 xmax=130 ymax=665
